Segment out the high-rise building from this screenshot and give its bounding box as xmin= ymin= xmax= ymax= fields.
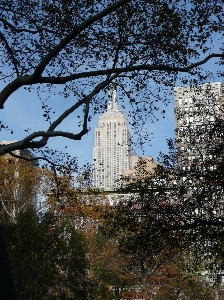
xmin=93 ymin=86 xmax=130 ymax=189
xmin=174 ymin=82 xmax=224 ymax=173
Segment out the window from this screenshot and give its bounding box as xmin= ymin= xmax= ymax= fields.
xmin=196 ymin=116 xmax=203 ymax=123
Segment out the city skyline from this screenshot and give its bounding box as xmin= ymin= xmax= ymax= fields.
xmin=2 ymin=80 xmax=223 ymax=172
xmin=92 ymin=81 xmax=224 ymax=188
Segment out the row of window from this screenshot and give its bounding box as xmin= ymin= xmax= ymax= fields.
xmin=178 ymin=115 xmax=215 ymax=124
xmin=178 ymin=95 xmax=219 ymax=106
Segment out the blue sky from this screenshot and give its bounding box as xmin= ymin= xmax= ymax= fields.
xmin=0 ymin=78 xmax=176 ymax=166
xmin=0 ymin=37 xmax=223 ymax=168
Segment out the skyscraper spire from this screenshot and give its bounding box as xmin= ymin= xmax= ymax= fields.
xmin=107 ymin=82 xmax=119 ymax=111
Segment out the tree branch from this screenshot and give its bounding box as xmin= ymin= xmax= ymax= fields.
xmin=0 ymin=31 xmax=19 ymax=76
xmin=38 ymin=53 xmax=224 ymax=84
xmin=0 ymin=0 xmax=130 ymax=109
xmin=1 ymin=52 xmax=223 ymax=110
xmin=8 ymin=151 xmax=50 ymax=166
xmin=47 ymin=74 xmax=116 ymax=133
xmin=32 ymin=0 xmax=130 ymax=78
xmin=0 ymin=130 xmax=88 ymax=155
xmin=0 ymin=17 xmax=59 ymax=35
xmin=0 ymin=75 xmax=34 ymax=109
xmin=0 ymin=75 xmax=117 ymax=155
xmin=0 ymin=18 xmax=39 ymax=34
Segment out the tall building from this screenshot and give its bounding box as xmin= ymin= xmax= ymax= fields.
xmin=93 ymin=86 xmax=130 ymax=189
xmin=174 ymin=82 xmax=224 ymax=173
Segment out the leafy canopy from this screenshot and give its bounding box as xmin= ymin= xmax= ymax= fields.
xmin=0 ymin=0 xmax=223 ymax=156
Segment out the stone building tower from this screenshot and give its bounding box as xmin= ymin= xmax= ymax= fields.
xmin=93 ymin=86 xmax=130 ymax=189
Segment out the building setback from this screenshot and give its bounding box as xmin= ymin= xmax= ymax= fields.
xmin=123 ymin=153 xmax=159 ymax=185
xmin=93 ymin=86 xmax=130 ymax=189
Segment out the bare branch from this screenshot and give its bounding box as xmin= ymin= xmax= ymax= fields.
xmin=83 ymin=98 xmax=90 ymax=131
xmin=38 ymin=53 xmax=224 ymax=84
xmin=0 ymin=17 xmax=59 ymax=35
xmin=8 ymin=151 xmax=78 ymax=173
xmin=0 ymin=18 xmax=39 ymax=34
xmin=0 ymin=31 xmax=19 ymax=76
xmin=47 ymin=75 xmax=117 ymax=133
xmin=1 ymin=53 xmax=223 ymax=110
xmin=8 ymin=151 xmax=51 ymax=166
xmin=0 ymin=130 xmax=88 ymax=155
xmin=0 ymin=74 xmax=117 ymax=155
xmin=32 ymin=0 xmax=131 ymax=78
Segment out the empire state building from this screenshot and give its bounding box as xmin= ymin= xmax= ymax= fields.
xmin=93 ymin=87 xmax=130 ymax=189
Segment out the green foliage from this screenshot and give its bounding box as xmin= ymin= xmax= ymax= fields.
xmin=2 ymin=210 xmax=90 ymax=300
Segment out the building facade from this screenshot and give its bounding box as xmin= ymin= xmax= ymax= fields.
xmin=174 ymin=82 xmax=224 ymax=173
xmin=93 ymin=87 xmax=131 ymax=189
xmin=122 ymin=153 xmax=159 ymax=185
xmin=0 ymin=140 xmax=38 ymax=167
